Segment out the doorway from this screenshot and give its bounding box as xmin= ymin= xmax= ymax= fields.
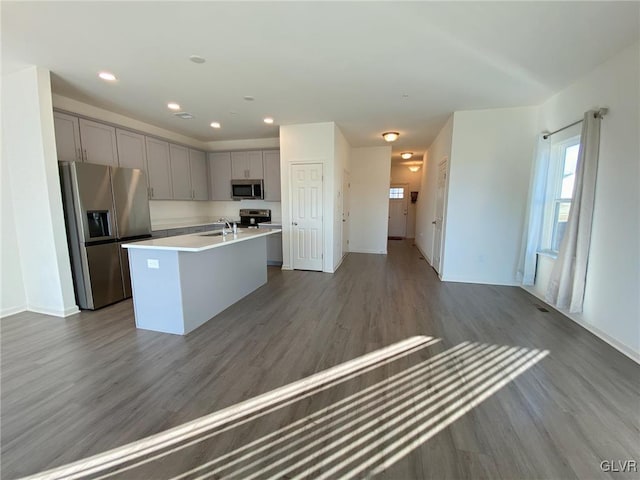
xmin=341 ymin=170 xmax=350 ymax=256
xmin=432 ymin=158 xmax=448 ymax=274
xmin=291 ymin=163 xmax=323 ymax=271
xmin=388 ymin=184 xmax=408 ymax=239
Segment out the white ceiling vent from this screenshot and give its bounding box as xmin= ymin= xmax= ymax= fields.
xmin=173 ymin=112 xmax=194 ymax=119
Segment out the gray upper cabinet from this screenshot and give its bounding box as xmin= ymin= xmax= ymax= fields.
xmin=231 ymin=151 xmax=263 ymax=179
xmin=208 ymin=152 xmax=232 ymax=200
xmin=53 ymin=112 xmax=82 ymax=162
xmin=263 ymin=150 xmax=281 ymax=201
xmin=169 ymin=144 xmax=191 ymax=200
xmin=189 ymin=149 xmax=208 ymax=200
xmin=116 ymin=129 xmax=146 ymax=171
xmin=78 ymin=118 xmax=118 ymax=166
xmin=145 ymin=137 xmax=172 ymax=199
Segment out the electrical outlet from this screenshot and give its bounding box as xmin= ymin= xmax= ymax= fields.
xmin=147 ymin=259 xmax=160 ymax=269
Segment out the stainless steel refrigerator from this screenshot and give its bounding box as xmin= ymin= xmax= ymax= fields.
xmin=59 ymin=162 xmax=151 ymax=310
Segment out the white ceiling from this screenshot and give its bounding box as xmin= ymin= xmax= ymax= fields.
xmin=3 ymin=2 xmax=638 ymax=160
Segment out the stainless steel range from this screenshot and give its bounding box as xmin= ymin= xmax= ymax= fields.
xmin=239 ymin=209 xmax=271 ymax=228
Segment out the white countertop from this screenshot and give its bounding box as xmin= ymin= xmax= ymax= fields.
xmin=123 ymin=228 xmax=281 ymax=252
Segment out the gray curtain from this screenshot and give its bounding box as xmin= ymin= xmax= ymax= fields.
xmin=546 ymin=110 xmax=602 ymax=312
xmin=518 ymin=135 xmax=551 ymax=285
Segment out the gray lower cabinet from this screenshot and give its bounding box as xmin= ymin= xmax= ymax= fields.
xmin=78 ymin=118 xmax=118 ymax=166
xmin=116 ymin=129 xmax=147 ymax=171
xmin=266 ymin=232 xmax=283 ymax=265
xmin=169 ymin=144 xmax=191 ymax=200
xmin=145 ymin=137 xmax=173 ymax=199
xmin=53 ymin=112 xmax=83 ymax=162
xmin=208 ymin=152 xmax=232 ymax=200
xmin=263 ymin=150 xmax=281 ymax=201
xmin=189 ymin=149 xmax=209 ymax=200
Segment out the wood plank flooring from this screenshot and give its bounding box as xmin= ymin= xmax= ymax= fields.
xmin=1 ymin=240 xmax=638 ymax=479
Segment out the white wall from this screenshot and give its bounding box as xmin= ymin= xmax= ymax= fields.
xmin=1 ymin=155 xmax=27 ymax=316
xmin=390 ymin=164 xmax=422 ymax=238
xmin=349 ymin=146 xmax=392 ymax=254
xmin=415 ymin=115 xmax=453 ymax=263
xmin=280 ymin=122 xmax=337 ymax=272
xmin=443 ymin=106 xmax=537 ymax=285
xmin=529 ymin=42 xmax=640 ymax=359
xmin=2 ymin=67 xmax=78 ymax=317
xmin=206 ymin=137 xmax=279 ymax=151
xmin=333 ymin=125 xmax=351 ymax=268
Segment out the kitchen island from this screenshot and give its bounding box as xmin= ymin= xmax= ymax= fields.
xmin=122 ymin=228 xmax=281 ymax=335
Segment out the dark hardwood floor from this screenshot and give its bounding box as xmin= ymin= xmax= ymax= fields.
xmin=2 ymin=240 xmax=638 ymax=479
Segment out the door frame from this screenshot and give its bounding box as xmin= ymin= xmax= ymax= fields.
xmin=288 ymin=161 xmax=324 ymax=272
xmin=342 ymin=169 xmax=350 ymax=258
xmin=388 ymin=183 xmax=409 ymax=239
xmin=433 ymin=157 xmax=449 ymax=277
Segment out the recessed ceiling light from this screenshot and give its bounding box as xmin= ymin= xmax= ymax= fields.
xmin=382 ymin=132 xmax=399 ymax=142
xmin=210 ymin=122 xmax=221 ymax=129
xmin=98 ymin=71 xmax=117 ymax=81
xmin=243 ymin=96 xmax=255 ymax=101
xmin=167 ymin=102 xmax=180 ymax=111
xmin=189 ymin=55 xmax=206 ymax=64
xmin=264 ymin=117 xmax=274 ymax=124
xmin=401 ymin=152 xmax=413 ymax=160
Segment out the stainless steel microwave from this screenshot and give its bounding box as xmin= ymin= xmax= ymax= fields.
xmin=231 ymin=179 xmax=263 ymax=200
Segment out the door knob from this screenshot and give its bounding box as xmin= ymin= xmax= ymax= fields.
xmin=432 ymin=221 xmax=436 ymax=224
xmin=293 ymin=222 xmax=298 ymax=226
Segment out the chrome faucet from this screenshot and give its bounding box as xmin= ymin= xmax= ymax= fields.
xmin=219 ymin=218 xmax=233 ymax=236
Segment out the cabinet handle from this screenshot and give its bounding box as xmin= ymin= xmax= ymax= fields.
xmin=77 ymin=148 xmax=82 ymax=161
xmin=83 ymin=149 xmax=87 ymax=161
xmin=151 ymin=187 xmax=154 ymax=198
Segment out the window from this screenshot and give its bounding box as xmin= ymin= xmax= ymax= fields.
xmin=541 ymin=136 xmax=580 ymax=253
xmin=389 ymin=187 xmax=404 ymax=199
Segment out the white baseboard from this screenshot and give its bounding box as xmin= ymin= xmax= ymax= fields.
xmin=349 ymin=248 xmax=387 ymax=255
xmin=1 ymin=305 xmax=27 ymax=318
xmin=414 ymin=244 xmax=433 ymax=266
xmin=440 ymin=275 xmax=519 ymax=287
xmin=522 ymin=286 xmax=640 ymax=364
xmin=27 ymin=304 xmax=80 ymax=318
xmin=281 ymin=264 xmax=292 ymax=271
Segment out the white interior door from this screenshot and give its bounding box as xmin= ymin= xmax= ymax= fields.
xmin=433 ymin=159 xmax=448 ymax=274
xmin=291 ymin=163 xmax=323 ymax=271
xmin=342 ymin=170 xmax=350 ymax=255
xmin=388 ymin=184 xmax=408 ymax=238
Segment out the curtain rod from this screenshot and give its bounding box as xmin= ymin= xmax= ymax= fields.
xmin=542 ymin=108 xmax=608 ymax=140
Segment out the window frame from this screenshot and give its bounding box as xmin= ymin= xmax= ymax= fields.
xmin=539 ymin=134 xmax=581 ymax=255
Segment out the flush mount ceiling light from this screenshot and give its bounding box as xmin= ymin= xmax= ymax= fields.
xmin=243 ymin=96 xmax=255 ymax=101
xmin=382 ymin=132 xmax=399 ymax=142
xmin=264 ymin=117 xmax=274 ymax=124
xmin=167 ymin=102 xmax=180 ymax=111
xmin=98 ymin=71 xmax=117 ymax=81
xmin=401 ymin=152 xmax=413 ymax=160
xmin=173 ymin=112 xmax=194 ymax=119
xmin=408 ymin=165 xmax=421 ymax=172
xmin=189 ymin=55 xmax=206 ymax=64
xmin=210 ymin=122 xmax=221 ymax=129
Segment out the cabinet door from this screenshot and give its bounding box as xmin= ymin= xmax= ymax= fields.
xmin=53 ymin=112 xmax=82 ymax=162
xmin=230 ymin=151 xmax=248 ymax=179
xmin=169 ymin=144 xmax=191 ymax=200
xmin=189 ymin=149 xmax=209 ymax=200
xmin=116 ymin=129 xmax=146 ymax=171
xmin=247 ymin=151 xmax=264 ymax=179
xmin=79 ymin=118 xmax=118 ymax=166
xmin=263 ymin=150 xmax=281 ymax=201
xmin=208 ymin=152 xmax=232 ymax=200
xmin=145 ymin=137 xmax=172 ymax=199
